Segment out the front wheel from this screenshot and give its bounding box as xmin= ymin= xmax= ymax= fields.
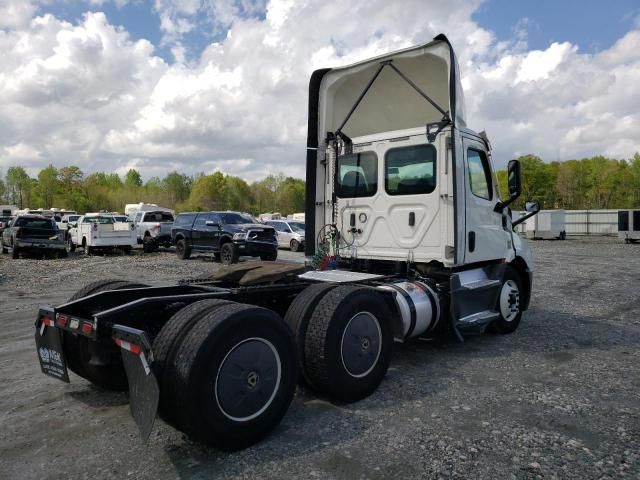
xmin=1 ymin=240 xmax=7 ymax=254
xmin=487 ymin=266 xmax=523 ymax=334
xmin=66 ymin=237 xmax=75 ymax=253
xmin=220 ymin=242 xmax=239 ymax=265
xmin=11 ymin=246 xmax=20 ymax=259
xmin=290 ymin=239 xmax=300 ymax=252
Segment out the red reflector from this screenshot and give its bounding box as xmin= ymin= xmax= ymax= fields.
xmin=113 ymin=338 xmax=142 ymax=355
xmin=57 ymin=314 xmax=68 ymax=327
xmin=81 ymin=322 xmax=93 ymax=334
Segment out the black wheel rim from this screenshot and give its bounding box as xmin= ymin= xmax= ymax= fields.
xmin=221 ymin=246 xmax=232 ymax=263
xmin=340 ymin=312 xmax=382 ymax=378
xmin=215 ymin=338 xmax=281 ymax=421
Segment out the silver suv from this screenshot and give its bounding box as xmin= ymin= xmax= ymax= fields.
xmin=265 ymin=220 xmax=305 ymax=252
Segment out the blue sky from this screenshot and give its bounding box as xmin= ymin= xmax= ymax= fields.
xmin=38 ymin=0 xmax=640 ymax=64
xmin=474 ymin=0 xmax=640 ymax=53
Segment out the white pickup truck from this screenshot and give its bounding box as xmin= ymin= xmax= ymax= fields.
xmin=67 ymin=213 xmax=137 ymax=255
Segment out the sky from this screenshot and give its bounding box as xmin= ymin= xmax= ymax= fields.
xmin=0 ymin=0 xmax=639 ymax=182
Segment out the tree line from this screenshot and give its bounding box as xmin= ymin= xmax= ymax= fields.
xmin=0 ymin=153 xmax=638 ymax=215
xmin=0 ymin=166 xmax=305 ymax=216
xmin=496 ymin=153 xmax=640 ymax=210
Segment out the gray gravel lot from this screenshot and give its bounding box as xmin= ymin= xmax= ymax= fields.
xmin=0 ymin=238 xmax=638 ymax=479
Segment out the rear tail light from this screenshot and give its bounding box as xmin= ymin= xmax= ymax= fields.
xmin=81 ymin=322 xmax=94 ymax=334
xmin=154 ymin=223 xmax=161 ymax=230
xmin=56 ymin=314 xmax=68 ymax=327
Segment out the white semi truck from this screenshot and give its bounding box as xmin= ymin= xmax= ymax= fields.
xmin=34 ymin=35 xmax=539 ymax=450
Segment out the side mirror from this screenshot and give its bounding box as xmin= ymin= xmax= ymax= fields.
xmin=495 ymin=159 xmax=522 ymax=213
xmin=507 ymin=159 xmax=521 ymax=199
xmin=525 ymin=200 xmax=540 ymax=213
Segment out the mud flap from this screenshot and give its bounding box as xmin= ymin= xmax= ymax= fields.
xmin=112 ymin=325 xmax=159 ymax=443
xmin=35 ymin=310 xmax=70 ymax=383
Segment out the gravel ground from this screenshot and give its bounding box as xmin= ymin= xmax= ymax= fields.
xmin=0 ymin=238 xmax=638 ymax=480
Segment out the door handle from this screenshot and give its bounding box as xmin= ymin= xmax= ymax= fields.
xmin=468 ymin=231 xmax=476 ymax=252
xmin=408 ymin=212 xmax=415 ymax=226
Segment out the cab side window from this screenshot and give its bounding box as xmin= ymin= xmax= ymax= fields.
xmin=194 ymin=213 xmax=208 ymax=228
xmin=467 ymin=149 xmax=493 ymax=200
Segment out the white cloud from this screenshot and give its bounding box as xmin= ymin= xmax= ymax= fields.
xmin=0 ymin=0 xmax=638 ymax=183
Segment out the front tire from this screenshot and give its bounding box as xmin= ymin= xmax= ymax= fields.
xmin=220 ymin=242 xmax=239 ymax=265
xmin=171 ymin=303 xmax=297 ymax=449
xmin=290 ymin=239 xmax=300 ymax=252
xmin=66 ymin=237 xmax=75 ymax=253
xmin=487 ymin=266 xmax=523 ymax=334
xmin=303 ymin=286 xmax=393 ymax=402
xmin=11 ymin=246 xmax=19 ymax=259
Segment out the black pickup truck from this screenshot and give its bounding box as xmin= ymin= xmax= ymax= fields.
xmin=172 ymin=211 xmax=278 ymax=264
xmin=1 ymin=214 xmax=66 ymax=258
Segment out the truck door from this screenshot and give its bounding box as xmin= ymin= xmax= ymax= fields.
xmin=462 ymin=136 xmax=509 ymax=263
xmin=204 ymin=213 xmax=221 ymax=248
xmin=192 ymin=213 xmax=209 ymax=249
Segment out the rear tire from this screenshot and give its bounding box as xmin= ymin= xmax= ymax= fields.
xmin=486 ymin=266 xmax=523 ymax=334
xmin=304 ymin=286 xmax=393 ymax=402
xmin=152 ymin=299 xmax=235 ymax=428
xmin=176 ymin=239 xmax=191 ymax=259
xmin=284 ymin=283 xmax=337 ymax=382
xmin=170 ymin=303 xmax=297 ymax=449
xmin=1 ymin=240 xmax=7 ymax=254
xmin=220 ymin=242 xmax=239 ymax=265
xmin=83 ymin=240 xmax=92 ymax=256
xmin=63 ymin=280 xmax=149 ymax=390
xmin=143 ymin=236 xmax=156 ymax=253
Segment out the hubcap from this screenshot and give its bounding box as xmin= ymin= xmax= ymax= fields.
xmin=499 ymin=280 xmax=520 ymax=322
xmin=340 ymin=312 xmax=382 ymax=378
xmin=215 ymin=337 xmax=281 ymax=422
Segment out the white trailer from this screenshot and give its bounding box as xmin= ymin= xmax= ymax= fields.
xmin=618 ymin=210 xmax=640 ymax=243
xmin=67 ymin=213 xmax=137 ymax=254
xmin=524 ymin=209 xmax=565 ymax=240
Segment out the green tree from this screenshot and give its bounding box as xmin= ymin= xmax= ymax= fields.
xmin=125 ymin=169 xmax=143 ymax=188
xmin=37 ymin=164 xmax=59 ymax=208
xmin=6 ymin=166 xmax=32 ymax=208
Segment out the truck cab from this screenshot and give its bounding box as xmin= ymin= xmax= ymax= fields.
xmin=305 ymin=34 xmax=538 ymax=330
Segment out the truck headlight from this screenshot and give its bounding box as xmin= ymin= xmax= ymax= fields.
xmin=233 ymin=233 xmax=247 ymax=240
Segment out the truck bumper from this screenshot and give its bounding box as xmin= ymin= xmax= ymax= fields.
xmin=15 ymin=240 xmax=66 ymax=252
xmin=236 ymin=240 xmax=278 ymax=257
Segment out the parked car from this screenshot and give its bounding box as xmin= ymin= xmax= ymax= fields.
xmin=0 ymin=215 xmax=13 ymax=236
xmin=172 ymin=211 xmax=278 ymax=264
xmin=1 ymin=214 xmax=66 ymax=258
xmin=132 ymin=209 xmax=175 ymax=252
xmin=57 ymin=214 xmax=81 ymax=240
xmin=67 ymin=213 xmax=137 ymax=255
xmin=265 ymin=219 xmax=305 ymax=251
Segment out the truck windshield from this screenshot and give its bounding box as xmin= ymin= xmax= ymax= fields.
xmin=289 ymin=222 xmax=305 ymax=233
xmin=220 ymin=213 xmax=256 ymax=225
xmin=15 ymin=217 xmax=55 ymax=229
xmin=145 ymin=212 xmax=174 ymax=222
xmin=336 ymin=152 xmax=378 ymax=198
xmin=84 ymin=216 xmax=114 ymax=224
